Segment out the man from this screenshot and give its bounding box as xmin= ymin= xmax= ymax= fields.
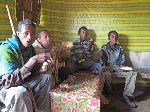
xmin=99 ymin=30 xmax=137 ymax=108
xmin=69 ymin=26 xmax=103 ymax=76
xmin=32 ymin=30 xmax=54 ymax=54
xmin=68 ymin=26 xmax=108 ymax=104
xmin=32 ymin=30 xmax=55 ymax=88
xmin=32 ymin=30 xmax=71 ymax=84
xmin=0 ymin=19 xmax=53 ymax=112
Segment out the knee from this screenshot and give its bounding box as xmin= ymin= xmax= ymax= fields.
xmin=41 ymin=74 xmax=55 ymax=88
xmin=93 ymin=63 xmax=102 ymax=69
xmin=6 ymin=86 xmax=29 ymax=101
xmin=67 ymin=63 xmax=76 ymax=73
xmin=93 ymin=63 xmax=103 ymax=75
xmin=12 ymin=86 xmax=28 ymax=97
xmin=41 ymin=74 xmax=52 ymax=82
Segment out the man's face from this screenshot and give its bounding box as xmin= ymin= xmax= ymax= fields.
xmin=38 ymin=31 xmax=53 ymax=49
xmin=79 ymin=29 xmax=87 ymax=41
xmin=109 ymin=32 xmax=118 ymax=45
xmin=17 ymin=25 xmax=36 ymax=48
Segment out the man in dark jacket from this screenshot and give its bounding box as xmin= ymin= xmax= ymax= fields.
xmin=99 ymin=30 xmax=137 ymax=108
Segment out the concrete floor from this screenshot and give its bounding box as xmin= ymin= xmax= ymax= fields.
xmin=101 ymin=84 xmax=150 ymax=112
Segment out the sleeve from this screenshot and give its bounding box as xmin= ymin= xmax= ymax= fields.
xmin=88 ymin=39 xmax=94 ymax=52
xmin=99 ymin=46 xmax=108 ymax=66
xmin=56 ymin=49 xmax=65 ymax=63
xmin=0 ymin=47 xmax=31 ymax=89
xmin=0 ymin=67 xmax=31 ymax=89
xmin=0 ymin=48 xmax=20 ymax=74
xmin=116 ymin=46 xmax=125 ymax=66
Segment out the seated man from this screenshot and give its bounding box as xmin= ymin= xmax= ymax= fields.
xmin=68 ymin=26 xmax=109 ymax=104
xmin=32 ymin=30 xmax=72 ymax=84
xmin=32 ymin=30 xmax=55 ymax=86
xmin=0 ymin=19 xmax=53 ymax=112
xmin=99 ymin=30 xmax=137 ymax=108
xmin=69 ymin=26 xmax=103 ymax=76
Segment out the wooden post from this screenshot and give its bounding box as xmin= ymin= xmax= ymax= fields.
xmin=6 ymin=4 xmax=16 ymax=36
xmin=55 ymin=59 xmax=59 ymax=83
xmin=23 ymin=10 xmax=25 ymax=20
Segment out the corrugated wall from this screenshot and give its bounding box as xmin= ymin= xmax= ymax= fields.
xmin=0 ymin=0 xmax=16 ymax=40
xmin=41 ymin=0 xmax=150 ymax=52
xmin=40 ymin=0 xmax=69 ymax=45
xmin=0 ymin=0 xmax=149 ymax=52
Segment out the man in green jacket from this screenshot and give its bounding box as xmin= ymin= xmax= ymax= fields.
xmin=0 ymin=19 xmax=53 ymax=112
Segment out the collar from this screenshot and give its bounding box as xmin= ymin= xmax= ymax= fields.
xmin=107 ymin=42 xmax=118 ymax=48
xmin=34 ymin=39 xmax=46 ymax=49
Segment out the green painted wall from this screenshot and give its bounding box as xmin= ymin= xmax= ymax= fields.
xmin=1 ymin=0 xmax=149 ymax=52
xmin=0 ymin=0 xmax=16 ymax=40
xmin=40 ymin=0 xmax=150 ymax=52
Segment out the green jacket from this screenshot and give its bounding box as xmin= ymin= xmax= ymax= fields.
xmin=0 ymin=35 xmax=35 ymax=76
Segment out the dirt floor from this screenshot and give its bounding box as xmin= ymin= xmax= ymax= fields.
xmin=101 ymin=84 xmax=150 ymax=112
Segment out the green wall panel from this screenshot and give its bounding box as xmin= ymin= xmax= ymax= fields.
xmin=40 ymin=0 xmax=150 ymax=52
xmin=0 ymin=0 xmax=16 ymax=40
xmin=0 ymin=0 xmax=150 ymax=51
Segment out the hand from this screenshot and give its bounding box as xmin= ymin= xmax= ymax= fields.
xmin=32 ymin=53 xmax=52 ymax=64
xmin=40 ymin=58 xmax=54 ymax=73
xmin=61 ymin=46 xmax=70 ymax=52
xmin=61 ymin=41 xmax=73 ymax=51
xmin=102 ymin=64 xmax=107 ymax=69
xmin=102 ymin=64 xmax=108 ymax=72
xmin=89 ymin=39 xmax=94 ymax=45
xmin=24 ymin=53 xmax=52 ymax=71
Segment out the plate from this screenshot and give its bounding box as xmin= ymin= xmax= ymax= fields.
xmin=120 ymin=66 xmax=133 ymax=71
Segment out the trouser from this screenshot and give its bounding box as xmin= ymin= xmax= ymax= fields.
xmin=68 ymin=62 xmax=103 ymax=76
xmin=58 ymin=67 xmax=70 ymax=83
xmin=106 ymin=66 xmax=137 ymax=96
xmin=99 ymin=75 xmax=109 ymax=104
xmin=121 ymin=71 xmax=137 ymax=96
xmin=0 ymin=74 xmax=55 ymax=112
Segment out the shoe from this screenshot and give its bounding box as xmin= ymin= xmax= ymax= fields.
xmin=123 ymin=95 xmax=138 ymax=108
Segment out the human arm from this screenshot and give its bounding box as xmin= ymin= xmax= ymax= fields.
xmin=0 ymin=47 xmax=51 ymax=89
xmin=0 ymin=48 xmax=32 ymax=89
xmin=56 ymin=47 xmax=66 ymax=63
xmin=24 ymin=53 xmax=53 ymax=74
xmin=0 ymin=67 xmax=31 ymax=89
xmin=56 ymin=41 xmax=73 ymax=63
xmin=88 ymin=39 xmax=94 ymax=52
xmin=116 ymin=46 xmax=125 ymax=66
xmin=99 ymin=46 xmax=108 ymax=67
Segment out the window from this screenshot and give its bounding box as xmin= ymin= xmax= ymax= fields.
xmin=16 ymin=0 xmax=40 ymax=24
